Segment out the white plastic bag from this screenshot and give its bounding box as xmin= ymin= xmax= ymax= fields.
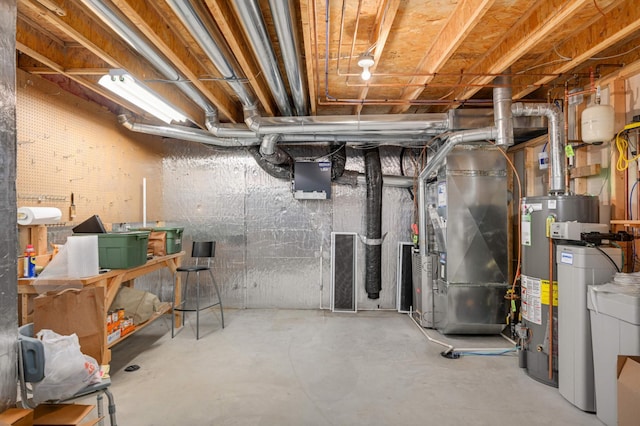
xmin=32 ymin=329 xmax=101 ymax=404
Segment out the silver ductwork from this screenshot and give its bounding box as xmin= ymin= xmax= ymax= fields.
xmin=164 ymin=0 xmax=257 ymax=109
xmin=122 ymin=115 xmax=446 ymax=145
xmin=259 ymin=134 xmax=289 ymax=165
xmin=268 ymin=0 xmax=309 ymax=116
xmin=244 ymin=107 xmax=450 ymax=135
xmin=205 ymin=111 xmax=256 ymax=139
xmin=493 ymin=75 xmax=514 ymax=147
xmin=79 ymin=0 xmax=214 ymax=116
xmin=230 ymin=0 xmax=293 ymax=116
xmin=118 ymin=115 xmax=259 ymax=147
xmin=418 ymin=127 xmax=497 ymax=256
xmin=512 ymin=102 xmax=565 ymax=194
xmin=169 ymin=0 xmax=451 ymax=137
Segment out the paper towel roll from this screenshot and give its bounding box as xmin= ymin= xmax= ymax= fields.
xmin=17 ymin=207 xmax=62 ymax=225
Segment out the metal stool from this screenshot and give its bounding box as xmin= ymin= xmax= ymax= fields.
xmin=171 ymin=241 xmax=224 ymax=339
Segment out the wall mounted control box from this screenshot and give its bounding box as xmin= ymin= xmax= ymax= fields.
xmin=550 ymin=222 xmax=608 ymax=241
xmin=293 ymin=161 xmax=332 ymax=200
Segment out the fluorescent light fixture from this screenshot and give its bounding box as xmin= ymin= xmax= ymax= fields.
xmin=358 ymin=54 xmax=374 ymax=81
xmin=98 ymin=70 xmax=187 ymax=124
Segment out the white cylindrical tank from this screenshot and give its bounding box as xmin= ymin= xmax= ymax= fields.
xmin=581 ymin=104 xmax=614 ymax=143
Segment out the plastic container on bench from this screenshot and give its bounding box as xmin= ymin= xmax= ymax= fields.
xmin=131 ymin=227 xmax=184 ymax=254
xmin=97 ymin=231 xmax=150 ymax=269
xmin=153 ymin=227 xmax=183 ymax=254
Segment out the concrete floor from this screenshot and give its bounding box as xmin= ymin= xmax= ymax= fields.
xmin=92 ymin=309 xmax=603 ymax=426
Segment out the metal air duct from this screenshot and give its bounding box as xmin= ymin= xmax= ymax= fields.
xmin=230 ymin=0 xmax=293 ymax=116
xmin=118 ymin=115 xmax=258 ymax=147
xmin=512 ymin=103 xmax=565 ymax=194
xmin=79 ymin=0 xmax=214 ymax=116
xmin=167 ymin=0 xmax=451 ymax=137
xmin=418 ymin=127 xmax=498 ymax=256
xmin=244 ymin=108 xmax=450 ymax=135
xmin=493 ymin=74 xmax=514 ymax=147
xmin=268 ymin=0 xmax=309 ymax=116
xmin=164 ymin=0 xmax=257 ymax=109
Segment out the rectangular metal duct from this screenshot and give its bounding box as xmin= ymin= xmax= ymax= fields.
xmin=427 ymin=145 xmax=509 ymax=334
xmin=448 ymin=108 xmax=547 ymax=142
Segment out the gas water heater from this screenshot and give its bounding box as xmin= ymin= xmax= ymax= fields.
xmin=520 ymin=195 xmax=599 ymax=386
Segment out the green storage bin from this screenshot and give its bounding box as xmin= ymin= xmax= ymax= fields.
xmin=97 ymin=231 xmax=149 ymax=269
xmin=153 ymin=227 xmax=184 ymax=254
xmin=131 ymin=226 xmax=184 ymax=254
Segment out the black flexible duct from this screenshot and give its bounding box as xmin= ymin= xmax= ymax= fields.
xmin=364 ymin=148 xmax=383 ymax=299
xmin=331 ymin=143 xmax=347 ymax=180
xmin=247 ymin=146 xmax=292 ymax=180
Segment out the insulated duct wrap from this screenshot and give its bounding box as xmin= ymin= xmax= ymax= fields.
xmin=364 ymin=148 xmax=383 ymax=299
xmin=0 ymin=0 xmax=18 ymax=411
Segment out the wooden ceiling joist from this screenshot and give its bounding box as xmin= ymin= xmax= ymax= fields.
xmin=513 ymin=0 xmax=640 ymax=99
xmin=109 ymin=0 xmax=242 ymax=123
xmin=299 ymin=0 xmax=317 ymax=115
xmin=353 ymin=0 xmax=401 ymax=115
xmin=18 ymin=0 xmax=204 ymax=126
xmin=19 ymin=67 xmax=111 ymax=75
xmin=16 ymin=40 xmax=144 ymax=116
xmin=443 ymin=0 xmax=591 ymax=104
xmin=390 ymin=0 xmax=495 ymax=114
xmin=204 ymin=0 xmax=277 ymax=116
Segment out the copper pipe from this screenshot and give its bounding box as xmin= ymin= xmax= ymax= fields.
xmin=564 ymin=82 xmax=570 ymax=193
xmin=548 ymin=237 xmax=554 ymax=381
xmin=336 ymin=0 xmax=347 ymax=74
xmin=317 ymin=97 xmax=496 ymax=106
xmin=335 ymin=70 xmax=562 ymax=78
xmin=318 ymin=97 xmax=548 ymax=106
xmin=346 ymin=0 xmax=365 ymax=78
xmin=344 ymin=81 xmax=544 ymax=89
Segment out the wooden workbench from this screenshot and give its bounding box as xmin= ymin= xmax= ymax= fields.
xmin=18 ymin=252 xmax=184 ymax=363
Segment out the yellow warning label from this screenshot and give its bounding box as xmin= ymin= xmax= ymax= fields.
xmin=541 ymin=280 xmax=558 ymax=306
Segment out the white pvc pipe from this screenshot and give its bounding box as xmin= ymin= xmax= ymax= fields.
xmin=142 ymin=177 xmax=147 ymax=228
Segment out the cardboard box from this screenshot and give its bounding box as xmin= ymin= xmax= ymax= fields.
xmin=618 ymin=355 xmax=640 ymax=426
xmin=0 ymin=408 xmax=34 ymax=426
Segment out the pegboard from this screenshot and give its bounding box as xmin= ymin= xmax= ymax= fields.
xmin=16 ymin=70 xmax=164 ymax=228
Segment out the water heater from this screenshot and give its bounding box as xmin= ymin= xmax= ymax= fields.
xmin=520 ymin=195 xmax=599 ymax=386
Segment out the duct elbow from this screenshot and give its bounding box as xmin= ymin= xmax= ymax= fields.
xmin=118 ymin=114 xmax=133 ymax=130
xmin=244 ymin=105 xmax=261 ymax=133
xmin=259 ymin=134 xmax=280 ymax=157
xmin=205 ymin=111 xmax=218 ymax=134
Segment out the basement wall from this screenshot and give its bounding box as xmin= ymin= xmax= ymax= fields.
xmin=16 ymin=71 xmax=413 ymax=311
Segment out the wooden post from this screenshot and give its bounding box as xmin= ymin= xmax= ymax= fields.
xmin=31 ymin=225 xmax=47 ymax=255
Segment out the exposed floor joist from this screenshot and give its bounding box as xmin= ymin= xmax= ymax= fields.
xmin=204 ymin=0 xmax=277 ymax=116
xmin=513 ymin=0 xmax=640 ymax=98
xmin=353 ymin=0 xmax=401 ymax=115
xmin=109 ymin=0 xmax=242 ymax=123
xmin=18 ymin=0 xmax=203 ymax=126
xmin=390 ymin=0 xmax=495 ymax=114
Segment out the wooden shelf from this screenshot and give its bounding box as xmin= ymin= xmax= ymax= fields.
xmin=19 ymin=252 xmax=184 ymax=364
xmin=611 ymin=220 xmax=640 ymax=227
xmin=107 ymin=304 xmax=171 ymax=348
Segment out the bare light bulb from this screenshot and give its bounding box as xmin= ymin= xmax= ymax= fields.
xmin=361 ymin=67 xmax=372 ymax=81
xmin=357 ymin=54 xmax=375 ymax=81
